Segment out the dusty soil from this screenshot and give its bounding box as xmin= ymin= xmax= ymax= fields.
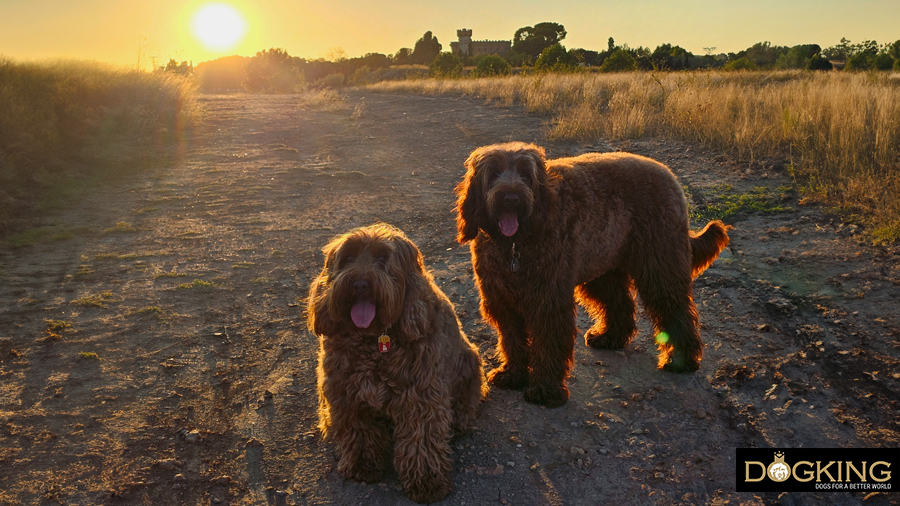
xmin=1 ymin=91 xmax=898 ymax=506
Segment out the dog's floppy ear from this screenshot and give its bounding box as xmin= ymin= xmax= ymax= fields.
xmin=306 ymin=238 xmax=341 ymax=336
xmin=388 ymin=233 xmax=431 ymax=340
xmin=524 ymin=144 xmax=557 ymax=219
xmin=455 ymin=148 xmax=489 ymax=243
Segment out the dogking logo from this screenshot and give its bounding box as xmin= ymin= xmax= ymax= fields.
xmin=736 ymin=448 xmax=899 ymax=492
xmin=767 ymin=452 xmax=790 ymax=482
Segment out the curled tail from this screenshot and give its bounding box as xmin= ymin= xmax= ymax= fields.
xmin=690 ymin=220 xmax=730 ymax=278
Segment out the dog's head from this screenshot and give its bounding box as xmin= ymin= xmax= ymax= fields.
xmin=307 ymin=224 xmax=431 ymax=339
xmin=455 ymin=142 xmax=557 ymax=243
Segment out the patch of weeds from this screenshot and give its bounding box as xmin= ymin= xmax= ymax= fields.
xmin=870 ymin=224 xmax=900 ymax=246
xmin=18 ymin=296 xmax=40 ymax=305
xmin=131 ymin=306 xmax=164 ymax=318
xmin=154 ymin=269 xmax=188 ymax=279
xmin=177 ymin=279 xmax=214 ymax=290
xmin=685 ymin=183 xmax=794 ymax=223
xmin=95 ymin=253 xmax=139 ymax=261
xmin=5 ymin=225 xmax=87 ymax=247
xmin=232 ymin=262 xmax=255 ymax=269
xmin=104 ymin=221 xmax=138 ymax=233
xmin=70 ymin=291 xmax=117 ymax=308
xmin=252 ymin=277 xmax=272 ymax=284
xmin=132 ymin=207 xmax=157 ymax=215
xmin=45 ymin=320 xmax=71 ymax=341
xmin=329 ymin=170 xmax=367 ymax=179
xmin=77 ymin=351 xmax=100 ymax=361
xmin=74 ymin=264 xmax=94 ymax=279
xmin=180 ymin=231 xmax=203 ymax=240
xmin=270 ymin=249 xmax=284 ymax=257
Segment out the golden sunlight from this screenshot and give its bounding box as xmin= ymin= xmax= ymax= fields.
xmin=191 ymin=3 xmax=247 ymax=51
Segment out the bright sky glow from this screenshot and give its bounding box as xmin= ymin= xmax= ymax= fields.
xmin=191 ymin=3 xmax=247 ymax=51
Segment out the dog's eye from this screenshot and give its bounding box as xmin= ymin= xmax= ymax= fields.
xmin=339 ymin=256 xmax=355 ymax=268
xmin=375 ymin=255 xmax=387 ymax=266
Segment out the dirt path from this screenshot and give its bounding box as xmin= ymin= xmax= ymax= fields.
xmin=1 ymin=92 xmax=898 ymax=506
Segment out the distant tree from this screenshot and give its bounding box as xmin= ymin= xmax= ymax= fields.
xmin=723 ymin=57 xmax=757 ymax=71
xmin=429 ymin=52 xmax=462 ymax=77
xmin=845 ymin=51 xmax=874 ymax=70
xmin=823 ymin=37 xmax=852 ymax=60
xmin=393 ymin=48 xmax=413 ymax=65
xmin=607 ymin=37 xmax=616 ymax=53
xmin=474 ymin=54 xmax=511 ymax=77
xmin=162 ymin=58 xmax=192 ymax=75
xmin=651 ymin=44 xmax=691 ymax=70
xmin=775 ymin=44 xmax=821 ymax=69
xmin=570 ymin=48 xmax=600 ymax=67
xmin=534 ymin=43 xmax=577 ymax=71
xmin=873 ymin=53 xmax=894 ymax=70
xmin=888 ymin=40 xmax=900 ymax=60
xmin=599 ymin=49 xmax=637 ymax=72
xmin=195 ymin=55 xmax=249 ymax=91
xmin=513 ymin=22 xmax=567 ymax=59
xmin=739 ymin=41 xmax=788 ymax=68
xmin=895 ymin=59 xmax=900 ymax=71
xmin=243 ymin=48 xmax=306 ymax=93
xmin=412 ymin=32 xmax=442 ymax=65
xmin=503 ymin=50 xmax=528 ymax=67
xmin=806 ymin=53 xmax=833 ymax=71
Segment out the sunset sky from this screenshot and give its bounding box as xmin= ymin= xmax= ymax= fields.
xmin=1 ymin=0 xmax=897 ymax=68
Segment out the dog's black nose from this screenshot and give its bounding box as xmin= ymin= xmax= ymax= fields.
xmin=353 ymin=279 xmax=369 ymax=295
xmin=504 ymin=194 xmax=520 ymax=206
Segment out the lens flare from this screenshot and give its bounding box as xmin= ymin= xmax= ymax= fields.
xmin=655 ymin=331 xmax=670 ymax=344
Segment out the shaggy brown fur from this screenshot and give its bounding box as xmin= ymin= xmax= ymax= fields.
xmin=308 ymin=224 xmax=488 ymax=504
xmin=455 ymin=142 xmax=729 ymax=408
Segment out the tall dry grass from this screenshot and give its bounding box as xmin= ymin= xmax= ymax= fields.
xmin=368 ymin=71 xmax=900 ymax=242
xmin=0 ymin=58 xmax=196 ymax=232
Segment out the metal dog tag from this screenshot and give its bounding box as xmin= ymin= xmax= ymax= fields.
xmin=510 ymin=243 xmax=521 ymax=272
xmin=378 ymin=335 xmax=391 ymax=353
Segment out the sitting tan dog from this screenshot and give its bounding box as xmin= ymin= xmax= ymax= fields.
xmin=307 ymin=224 xmax=487 ymax=503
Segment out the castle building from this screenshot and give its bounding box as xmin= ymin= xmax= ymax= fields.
xmin=450 ymin=29 xmax=512 ymax=57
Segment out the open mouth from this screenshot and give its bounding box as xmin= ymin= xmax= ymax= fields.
xmin=499 ymin=211 xmax=519 ymax=237
xmin=350 ymin=299 xmax=376 ymax=328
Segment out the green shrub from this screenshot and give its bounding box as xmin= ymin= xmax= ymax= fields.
xmin=474 ymin=54 xmax=511 ymax=77
xmin=723 ymin=57 xmax=758 ymax=71
xmin=242 ymin=48 xmax=307 ymax=93
xmin=314 ymin=72 xmax=345 ymax=88
xmin=894 ymin=59 xmax=900 ymax=71
xmin=873 ymin=53 xmax=894 ymax=71
xmin=535 ymin=44 xmax=578 ymax=72
xmin=599 ymin=49 xmax=637 ymax=72
xmin=429 ymin=52 xmax=462 ymax=78
xmin=806 ymin=53 xmax=833 ymax=71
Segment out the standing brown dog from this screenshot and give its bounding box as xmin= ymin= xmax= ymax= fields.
xmin=308 ymin=224 xmax=487 ymax=503
xmin=455 ymin=142 xmax=729 ymax=408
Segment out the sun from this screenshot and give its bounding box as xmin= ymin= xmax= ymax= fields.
xmin=191 ymin=3 xmax=247 ymax=51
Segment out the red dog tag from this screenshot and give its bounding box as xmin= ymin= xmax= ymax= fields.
xmin=378 ymin=335 xmax=390 ymax=353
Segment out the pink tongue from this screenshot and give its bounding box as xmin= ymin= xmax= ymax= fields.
xmin=499 ymin=212 xmax=519 ymax=237
xmin=351 ymin=301 xmax=376 ymax=328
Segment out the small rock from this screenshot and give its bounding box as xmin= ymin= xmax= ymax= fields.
xmin=570 ymin=421 xmax=581 ymax=428
xmin=245 ymin=438 xmax=263 ymax=448
xmin=756 ymin=324 xmax=771 ymax=332
xmin=653 ymin=385 xmax=665 ymax=392
xmin=696 ymin=408 xmax=707 ymax=419
xmin=158 ymin=459 xmax=178 ymax=470
xmin=214 ymin=475 xmax=232 ymax=486
xmin=631 ymin=393 xmax=644 ymax=402
xmin=0 ymin=338 xmax=13 ymax=360
xmin=570 ymin=446 xmax=585 ymax=455
xmin=599 ymin=449 xmax=608 ymax=455
xmin=184 ymin=430 xmax=201 ymax=443
xmin=506 ymin=461 xmax=515 ymax=467
xmin=655 ymin=472 xmax=665 ymax=479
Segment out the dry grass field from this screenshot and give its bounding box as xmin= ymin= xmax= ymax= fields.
xmin=369 ymin=70 xmax=900 ymax=243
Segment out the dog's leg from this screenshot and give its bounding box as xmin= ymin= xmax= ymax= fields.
xmin=576 ymin=269 xmax=637 ymax=349
xmin=523 ymin=301 xmax=576 ymax=408
xmin=635 ymin=271 xmax=703 ymax=372
xmin=483 ymin=307 xmax=529 ymax=390
xmin=393 ymin=399 xmax=454 ymax=503
xmin=332 ymin=408 xmax=391 ymax=483
xmin=451 ymin=345 xmax=487 ymax=434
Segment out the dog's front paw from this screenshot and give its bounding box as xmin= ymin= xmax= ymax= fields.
xmin=337 ymin=460 xmax=384 ymax=484
xmin=523 ymin=381 xmax=569 ymax=408
xmin=659 ymin=355 xmax=700 ymax=373
xmin=585 ymin=330 xmax=626 ymax=349
xmin=487 ymin=367 xmax=528 ymax=390
xmin=404 ymin=475 xmax=453 ymax=504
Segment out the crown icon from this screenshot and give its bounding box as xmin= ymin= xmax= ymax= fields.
xmin=774 ymin=451 xmax=784 ymax=460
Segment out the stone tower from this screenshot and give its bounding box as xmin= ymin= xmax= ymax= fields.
xmin=457 ymin=29 xmax=472 ymax=56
